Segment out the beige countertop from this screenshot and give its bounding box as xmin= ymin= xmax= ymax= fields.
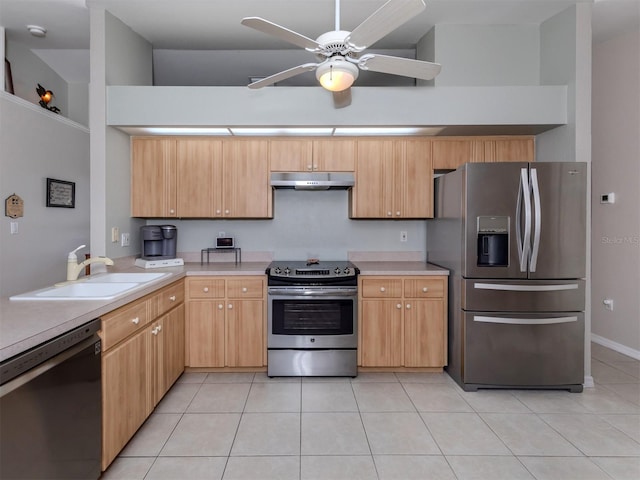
xmin=0 ymin=260 xmax=448 ymax=362
xmin=0 ymin=262 xmax=269 ymax=362
xmin=356 ymin=261 xmax=449 ymax=276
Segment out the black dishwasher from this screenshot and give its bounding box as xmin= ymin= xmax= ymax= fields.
xmin=0 ymin=318 xmax=101 ymax=479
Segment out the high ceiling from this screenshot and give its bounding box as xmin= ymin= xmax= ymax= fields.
xmin=1 ymin=0 xmax=638 ymax=84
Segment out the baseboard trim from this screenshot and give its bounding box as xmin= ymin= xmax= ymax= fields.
xmin=591 ymin=333 xmax=640 ymax=361
xmin=583 ymin=375 xmax=595 ymax=388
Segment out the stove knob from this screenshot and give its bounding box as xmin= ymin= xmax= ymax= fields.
xmin=343 ymin=267 xmax=351 ymax=275
xmin=284 ymin=267 xmax=291 ymax=275
xmin=274 ymin=267 xmax=281 ymax=274
xmin=334 ymin=267 xmax=341 ymax=275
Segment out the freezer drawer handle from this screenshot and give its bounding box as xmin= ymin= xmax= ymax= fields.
xmin=474 ymin=283 xmax=579 ymax=292
xmin=474 ymin=315 xmax=578 ymax=325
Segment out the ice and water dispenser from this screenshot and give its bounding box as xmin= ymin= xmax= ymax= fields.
xmin=476 ymin=216 xmax=509 ymax=266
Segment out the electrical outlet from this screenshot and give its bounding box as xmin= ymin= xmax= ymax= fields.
xmin=400 ymin=231 xmax=408 ymax=242
xmin=121 ymin=233 xmax=130 ymax=247
xmin=111 ymin=227 xmax=119 ymax=243
xmin=603 ymin=298 xmax=614 ymax=311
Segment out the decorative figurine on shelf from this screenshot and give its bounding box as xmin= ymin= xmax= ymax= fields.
xmin=36 ymin=83 xmax=60 ymax=114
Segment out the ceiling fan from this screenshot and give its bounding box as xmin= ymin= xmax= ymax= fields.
xmin=240 ymin=0 xmax=441 ymax=107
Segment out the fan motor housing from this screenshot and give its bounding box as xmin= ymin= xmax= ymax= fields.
xmin=315 ymin=30 xmax=357 ymax=59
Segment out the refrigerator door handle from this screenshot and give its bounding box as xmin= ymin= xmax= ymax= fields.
xmin=474 ymin=282 xmax=579 ymax=292
xmin=516 ymin=168 xmax=531 ymax=272
xmin=473 ymin=315 xmax=578 ymax=325
xmin=530 ymin=168 xmax=542 ymax=272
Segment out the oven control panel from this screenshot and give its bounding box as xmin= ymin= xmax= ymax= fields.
xmin=267 ymin=262 xmax=357 ymax=279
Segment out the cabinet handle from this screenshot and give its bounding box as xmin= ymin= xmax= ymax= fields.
xmin=396 ymin=303 xmax=402 ymax=309
xmin=396 ymin=211 xmax=401 ymax=216
xmin=131 ymin=317 xmax=140 ymax=325
xmin=387 ymin=211 xmax=392 ymax=216
xmin=307 ymin=164 xmax=313 ymax=171
xmin=242 ymin=287 xmax=248 ymax=293
xmin=225 ymin=209 xmax=230 ymax=215
xmin=406 ymin=303 xmax=411 ymax=309
xmin=157 ymin=325 xmax=162 ymax=332
xmin=169 ymin=209 xmax=175 ymax=214
xmin=152 ymin=326 xmax=159 ymax=335
xmin=169 ymin=295 xmax=176 ymax=302
xmin=216 ymin=209 xmax=221 ymax=215
xmin=228 ymin=304 xmax=233 ymax=309
xmin=203 ymin=287 xmax=209 ymax=293
xmin=313 ymin=165 xmax=318 ymax=171
xmin=380 ymin=287 xmax=385 ymax=292
xmin=422 ymin=287 xmax=428 ymax=292
xmin=218 ymin=304 xmax=224 ymax=310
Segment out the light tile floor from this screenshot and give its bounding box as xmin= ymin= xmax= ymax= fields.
xmin=102 ymin=343 xmax=640 ymax=480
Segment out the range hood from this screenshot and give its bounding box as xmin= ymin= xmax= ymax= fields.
xmin=270 ymin=172 xmax=355 ymax=190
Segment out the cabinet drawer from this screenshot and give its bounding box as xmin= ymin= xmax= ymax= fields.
xmin=403 ymin=278 xmax=445 ymax=298
xmin=187 ymin=278 xmax=225 ymax=299
xmin=227 ymin=278 xmax=264 ymax=298
xmin=157 ymin=281 xmax=185 ymax=315
xmin=360 ymin=278 xmax=402 ymax=298
xmin=102 ymin=300 xmax=149 ymax=350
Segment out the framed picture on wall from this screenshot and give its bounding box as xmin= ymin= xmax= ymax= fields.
xmin=46 ymin=178 xmax=75 ymax=208
xmin=4 ymin=59 xmax=14 ymax=94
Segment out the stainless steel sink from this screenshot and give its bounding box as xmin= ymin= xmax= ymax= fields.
xmin=10 ymin=282 xmax=142 ymax=301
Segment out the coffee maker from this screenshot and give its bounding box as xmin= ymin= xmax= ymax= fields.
xmin=140 ymin=225 xmax=177 ymax=260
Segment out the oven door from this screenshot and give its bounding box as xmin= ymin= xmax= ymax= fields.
xmin=268 ymin=287 xmax=357 ymax=349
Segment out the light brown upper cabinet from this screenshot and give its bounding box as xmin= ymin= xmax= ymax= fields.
xmin=351 ymin=138 xmax=433 ymax=219
xmin=131 ymin=137 xmax=177 ymax=217
xmin=132 ymin=137 xmax=271 ymax=219
xmin=431 ymin=136 xmax=535 ymax=170
xmin=269 ymin=138 xmax=356 ymax=172
xmin=483 ymin=137 xmax=535 ymax=162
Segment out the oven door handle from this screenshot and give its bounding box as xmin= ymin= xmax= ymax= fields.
xmin=268 ymin=287 xmax=358 ymax=296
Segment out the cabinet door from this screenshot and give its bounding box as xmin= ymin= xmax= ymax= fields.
xmin=226 ymin=300 xmax=264 ymax=367
xmin=360 ymin=299 xmax=403 ymax=367
xmin=187 ymin=301 xmax=225 ymax=367
xmin=222 ymin=140 xmax=271 ymax=218
xmin=484 ymin=137 xmax=534 ymax=162
xmin=102 ymin=330 xmax=150 ymax=470
xmin=176 ymin=139 xmax=222 ymax=217
xmin=432 ymin=139 xmax=483 ymax=170
xmin=404 ymin=299 xmax=445 ymax=367
xmin=158 ymin=304 xmax=185 ymax=399
xmin=131 ymin=137 xmax=176 ymax=217
xmin=270 ymin=139 xmax=312 ymax=171
xmin=352 ymin=139 xmax=394 ymax=218
xmin=313 ymin=138 xmax=356 ymax=171
xmin=395 ymin=139 xmax=433 ymax=218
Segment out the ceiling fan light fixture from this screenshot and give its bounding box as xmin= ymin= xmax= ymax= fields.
xmin=316 ymin=58 xmax=358 ymax=92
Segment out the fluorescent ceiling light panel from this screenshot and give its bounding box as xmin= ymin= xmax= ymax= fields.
xmin=144 ymin=127 xmax=231 ymax=135
xmin=230 ymin=127 xmax=334 ymax=136
xmin=333 ymin=127 xmax=444 ymax=136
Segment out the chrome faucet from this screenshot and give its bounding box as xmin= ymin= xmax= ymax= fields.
xmin=66 ymin=245 xmax=114 ymax=281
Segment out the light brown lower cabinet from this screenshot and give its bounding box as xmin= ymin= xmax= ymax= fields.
xmin=359 ymin=275 xmax=447 ymax=368
xmin=186 ymin=276 xmax=266 ymax=368
xmin=101 ymin=280 xmax=185 ymax=471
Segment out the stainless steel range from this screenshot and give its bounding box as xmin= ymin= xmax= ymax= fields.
xmin=266 ymin=260 xmax=359 ymax=377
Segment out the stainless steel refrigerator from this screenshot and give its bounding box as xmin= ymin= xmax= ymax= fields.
xmin=427 ymin=162 xmax=586 ymax=392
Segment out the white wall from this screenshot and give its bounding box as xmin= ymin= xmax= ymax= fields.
xmin=5 ymin=40 xmax=68 ymax=116
xmin=0 ymin=94 xmax=90 ymax=297
xmin=146 ymin=189 xmax=427 ymax=261
xmin=425 ymin=25 xmax=540 ymax=86
xmin=591 ymin=28 xmax=640 ymax=356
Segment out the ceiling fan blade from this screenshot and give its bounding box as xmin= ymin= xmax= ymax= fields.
xmin=248 ymin=63 xmax=319 ymax=89
xmin=333 ymin=88 xmax=352 ymax=109
xmin=358 ymin=54 xmax=441 ymax=80
xmin=345 ymin=0 xmax=426 ymax=51
xmin=241 ymin=17 xmax=321 ymax=51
